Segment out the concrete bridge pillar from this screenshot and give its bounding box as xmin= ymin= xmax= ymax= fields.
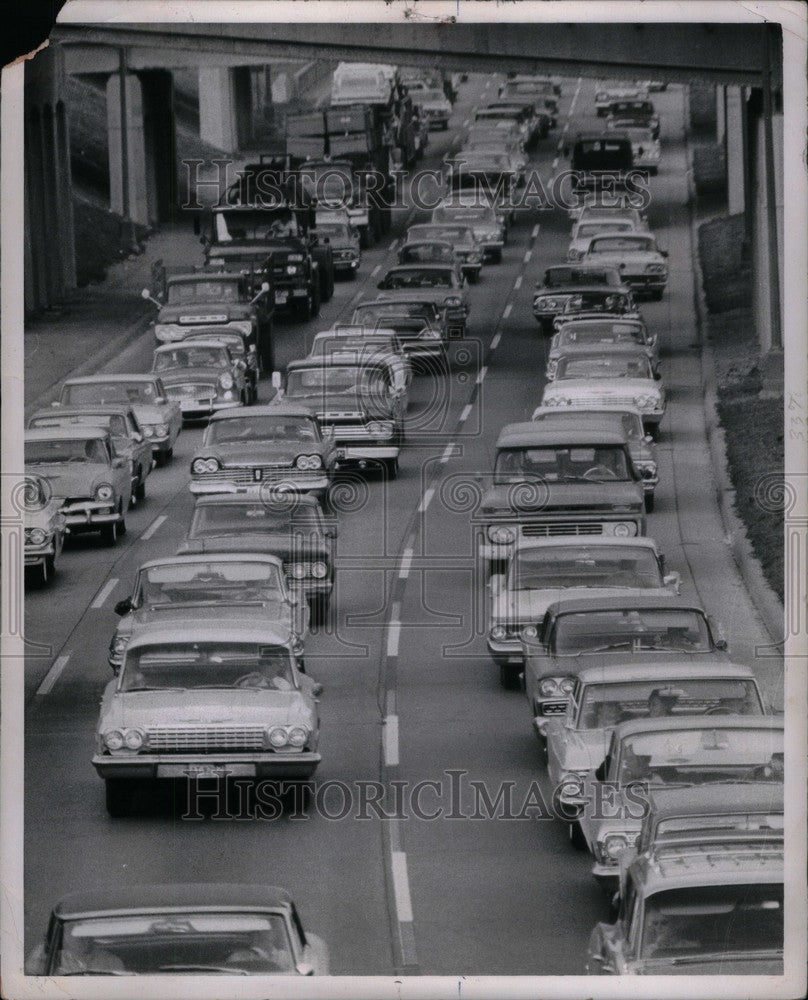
xmin=24 ymin=45 xmax=76 ymax=313
xmin=725 ymin=85 xmax=747 ymax=215
xmin=198 ymin=65 xmax=253 ymax=152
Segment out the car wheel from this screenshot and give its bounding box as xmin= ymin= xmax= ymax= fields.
xmin=645 ymin=492 xmax=655 ymax=513
xmin=105 ymin=779 xmax=132 ymax=817
xmin=568 ymin=820 xmax=588 ymax=851
xmin=134 ymin=473 xmax=146 ymax=503
xmin=154 ymin=450 xmax=167 ymax=468
xmin=649 ymin=289 xmax=663 ymax=301
xmin=309 ymin=593 xmax=331 ymax=628
xmin=499 ymin=663 xmax=522 ymax=690
xmin=101 ymin=518 xmax=119 ymax=546
xmin=360 ymin=226 xmax=372 ymax=250
xmin=490 ymin=248 xmax=502 ymax=264
xmin=385 ymin=457 xmax=399 ymax=480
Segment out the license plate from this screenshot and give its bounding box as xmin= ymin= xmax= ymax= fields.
xmin=180 ymin=400 xmax=205 ymax=411
xmin=336 ymin=448 xmax=346 ymax=459
xmin=253 ymin=468 xmax=263 ymax=481
xmin=157 ymin=763 xmax=256 ymax=779
xmin=275 ymin=290 xmax=289 ymax=304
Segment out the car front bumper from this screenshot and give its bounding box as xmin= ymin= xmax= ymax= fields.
xmin=335 ymin=445 xmax=400 ymax=461
xmin=189 ymin=475 xmax=331 ymax=496
xmin=61 ymin=502 xmax=121 ymax=530
xmin=93 ymin=751 xmax=322 ymax=781
xmin=177 ymin=399 xmax=242 ymax=419
xmin=591 ymin=863 xmax=620 ymax=894
xmin=486 ymin=635 xmax=524 ymax=665
xmin=25 ymin=541 xmax=57 ymax=567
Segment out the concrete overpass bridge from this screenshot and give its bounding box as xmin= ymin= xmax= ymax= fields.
xmin=26 ymin=18 xmax=783 ymax=353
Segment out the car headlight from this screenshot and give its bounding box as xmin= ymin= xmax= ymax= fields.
xmin=490 ymin=625 xmax=507 ymax=641
xmin=543 ymin=298 xmax=558 ymax=309
xmin=286 ymin=265 xmax=299 ymax=276
xmin=123 ymin=728 xmax=144 ymax=750
xmin=219 ymin=373 xmax=234 ymax=390
xmin=539 ymin=678 xmax=559 ymax=696
xmin=444 ymin=296 xmax=462 ymax=307
xmin=268 ymin=727 xmax=289 ymax=748
xmin=95 ymin=484 xmax=114 ymax=502
xmin=288 ymin=726 xmax=310 ymax=748
xmin=612 ymin=522 xmax=636 ymax=537
xmin=290 ymin=563 xmax=307 ymax=580
xmin=103 ymin=729 xmax=124 ymax=751
xmin=295 ymin=454 xmax=313 ymax=470
xmin=603 ymin=833 xmax=631 ymax=860
xmin=311 ymin=561 xmax=328 ymax=579
xmin=645 ymin=263 xmax=666 ymax=274
xmin=156 ymin=424 xmax=169 ymax=437
xmin=26 ymin=528 xmax=47 ymax=545
xmin=487 ymin=525 xmax=515 ymax=544
xmin=567 ymin=250 xmax=583 ymax=261
xmin=634 ymin=395 xmax=657 ymax=410
xmin=367 ymin=421 xmax=393 ymax=437
xmin=111 ymin=635 xmax=129 ymax=654
xmin=205 ymin=457 xmax=220 ymax=473
xmin=559 ymin=677 xmax=575 ymax=693
xmin=637 ymin=462 xmax=657 ymax=479
xmin=558 ymin=771 xmax=585 ymax=801
xmin=521 ymin=624 xmax=539 ymax=640
xmin=142 ymin=425 xmax=155 ymax=438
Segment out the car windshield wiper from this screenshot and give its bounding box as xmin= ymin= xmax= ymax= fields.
xmin=60 ymin=969 xmax=129 ymax=976
xmin=157 ymin=964 xmax=248 ymax=975
xmin=123 ymin=686 xmax=186 ymax=693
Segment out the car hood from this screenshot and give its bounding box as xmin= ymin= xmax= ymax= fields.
xmin=197 ymin=443 xmax=326 ymax=466
xmin=495 ymin=586 xmax=674 ymax=623
xmin=131 ymin=403 xmax=172 ymax=424
xmin=632 ymin=954 xmax=783 ymax=975
xmin=157 ymin=367 xmax=224 ymax=385
xmin=102 ymin=689 xmax=313 ymax=729
xmin=157 ymin=304 xmax=253 ymax=323
xmin=178 ymin=535 xmax=330 ymax=561
xmin=549 ymin=726 xmax=611 ymax=772
xmin=480 ymin=480 xmax=643 ymax=514
xmin=543 ymin=379 xmax=660 ymax=397
xmin=28 ymin=465 xmax=113 ymax=498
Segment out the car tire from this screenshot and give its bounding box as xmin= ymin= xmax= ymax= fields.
xmin=105 ymin=779 xmax=132 ymax=817
xmin=568 ymin=820 xmax=588 ymax=850
xmin=645 ymin=492 xmax=655 ymax=513
xmin=166 ymin=447 xmax=174 ymax=462
xmin=385 ymin=457 xmax=399 ymax=480
xmin=154 ymin=450 xmax=167 ymax=468
xmin=499 ymin=663 xmax=522 ymax=690
xmin=490 ymin=248 xmax=502 ymax=264
xmin=309 ymin=593 xmax=331 ymax=628
xmin=360 ymin=226 xmax=372 ymax=250
xmin=134 ymin=474 xmax=146 ymax=504
xmin=649 ymin=289 xmax=663 ymax=301
xmin=101 ymin=518 xmax=119 ymax=546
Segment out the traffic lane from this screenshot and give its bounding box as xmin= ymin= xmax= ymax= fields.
xmin=21 ymin=156 xmax=546 ymax=970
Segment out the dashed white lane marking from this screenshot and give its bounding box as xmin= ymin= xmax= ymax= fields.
xmin=552 ymin=157 xmax=559 ymax=170
xmin=523 ymin=250 xmax=532 ymax=263
xmin=141 ymin=514 xmax=167 ymax=540
xmin=490 ymin=331 xmax=502 ymax=350
xmin=387 ymin=615 xmax=401 ymax=657
xmin=462 ymin=118 xmax=469 ymax=128
xmin=476 ymin=365 xmax=488 ymax=385
xmin=531 ymin=223 xmax=540 ymax=239
xmin=371 ymin=264 xmax=381 ymax=278
xmin=391 ymin=851 xmax=414 ymax=922
xmin=398 ymin=548 xmax=413 ymax=579
xmin=569 ymin=77 xmax=582 ymax=114
xmin=388 ymin=239 xmax=397 ymax=251
xmin=441 ymin=442 xmax=456 ymax=462
xmin=36 ymin=655 xmax=70 ymax=697
xmin=91 ymin=578 xmax=118 ymax=610
xmin=384 ymin=714 xmax=400 ymax=767
xmin=459 ymin=403 xmax=473 ymax=422
xmin=418 ymin=486 xmax=436 ymax=513
xmin=514 ymin=275 xmax=523 ymax=290
xmin=503 ymin=303 xmax=513 ymax=319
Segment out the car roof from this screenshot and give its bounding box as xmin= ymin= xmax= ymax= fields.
xmin=648 ymin=783 xmax=785 ymax=823
xmin=25 ymin=426 xmax=110 ymax=442
xmin=64 ymin=374 xmax=159 ymax=385
xmin=313 ymin=326 xmax=398 ymax=340
xmin=53 ymin=883 xmax=293 ymax=920
xmin=612 ymin=714 xmax=784 ymax=741
xmin=167 ymin=272 xmax=242 ymax=284
xmin=209 ymin=403 xmax=316 ymax=420
xmin=29 ymin=405 xmax=135 ymax=422
xmin=385 ymin=263 xmax=456 ymax=272
xmin=550 ymin=595 xmax=705 ymax=616
xmin=575 ymin=662 xmax=755 ymax=686
xmin=632 ymin=842 xmax=783 ymax=896
xmin=557 ymin=317 xmax=645 ymax=328
xmin=496 ymin=423 xmax=627 ymax=448
xmin=154 ymin=340 xmax=229 ymax=352
xmin=556 ymin=344 xmax=651 ymax=358
xmin=529 ymin=413 xmax=631 ymax=435
xmin=514 ymin=535 xmax=660 ymax=553
xmin=533 ymin=405 xmax=643 ymax=420
xmin=138 ymin=552 xmax=285 ymax=572
xmin=125 ymin=620 xmax=291 ymax=649
xmin=194 ymin=491 xmax=321 ymax=510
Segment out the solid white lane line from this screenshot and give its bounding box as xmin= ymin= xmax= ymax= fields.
xmin=459 ymin=403 xmax=472 ymax=422
xmin=141 ymin=514 xmax=167 ymax=540
xmin=514 ymin=275 xmax=523 ymax=290
xmin=523 ymin=250 xmax=532 ymax=263
xmin=418 ymin=487 xmax=435 ymax=513
xmin=384 ymin=714 xmax=400 ymax=767
xmin=36 ymin=655 xmax=70 ymax=697
xmin=531 ymin=223 xmax=540 ymax=239
xmin=569 ymin=78 xmax=582 ymax=114
xmin=387 ymin=619 xmax=401 ymax=657
xmin=503 ymin=303 xmax=513 ymax=319
xmin=441 ymin=442 xmax=456 ymax=462
xmin=371 ymin=264 xmax=381 ymax=278
xmin=391 ymin=851 xmax=414 ymax=922
xmin=398 ymin=548 xmax=413 ymax=579
xmin=490 ymin=331 xmax=501 ymax=350
xmin=476 ymin=365 xmax=488 ymax=385
xmin=91 ymin=578 xmax=118 ymax=610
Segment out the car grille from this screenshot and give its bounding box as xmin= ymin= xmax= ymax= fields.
xmin=521 ymin=522 xmax=604 ymax=537
xmin=164 ymin=383 xmax=216 ymax=398
xmin=145 ymin=725 xmax=266 ymax=752
xmin=561 ymin=394 xmax=638 ymax=408
xmin=198 ymin=465 xmax=313 ymax=485
xmin=541 ymin=701 xmax=568 ymax=716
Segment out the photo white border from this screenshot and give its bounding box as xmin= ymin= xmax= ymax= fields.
xmin=2 ymin=2 xmax=806 ymax=998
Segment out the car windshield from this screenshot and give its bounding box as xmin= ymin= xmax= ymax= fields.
xmin=401 ymin=244 xmax=455 ymax=264
xmin=311 ymin=223 xmax=351 ymax=239
xmin=213 ymin=209 xmax=301 ymax=242
xmin=383 ymin=269 xmax=455 ymax=289
xmin=617 ymin=728 xmax=784 ymax=785
xmin=543 ymin=268 xmax=616 ymax=288
xmin=577 ymin=679 xmax=764 ymax=730
xmin=434 ymin=205 xmax=498 ymax=224
xmin=207 ymin=415 xmax=319 ymax=444
xmin=557 ymin=323 xmax=646 ymax=348
xmin=413 ymin=89 xmax=445 ymax=102
xmin=555 ymin=608 xmax=715 ymax=654
xmin=555 ymin=354 xmax=653 ymax=380
xmin=53 ymin=911 xmax=295 ymax=975
xmin=154 ymin=347 xmax=228 ymax=371
xmin=588 ymin=236 xmax=657 ymax=254
xmin=535 ymin=410 xmax=645 ymax=441
xmin=62 ymin=382 xmax=160 ymax=405
xmin=494 ymin=444 xmax=631 ymax=484
xmin=640 ymin=885 xmax=783 ymax=961
xmin=25 ymin=438 xmax=109 ymax=465
xmin=120 ymin=641 xmax=295 ymax=692
xmin=285 ymin=366 xmax=386 ymax=399
xmin=409 ymin=226 xmax=473 ymax=245
xmin=354 ymin=302 xmax=436 ymax=322
xmin=189 ymin=503 xmax=321 ymax=538
xmin=512 ymin=545 xmax=662 ymax=591
xmin=167 ymin=281 xmax=241 ymax=304
xmin=31 ymin=414 xmax=128 ymax=439
xmin=139 ymin=561 xmax=284 ymax=607
xmin=562 ymin=292 xmax=632 ymax=313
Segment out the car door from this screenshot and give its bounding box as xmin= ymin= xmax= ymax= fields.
xmin=127 ymin=411 xmax=153 ymax=479
xmin=106 ymin=436 xmax=133 ymax=509
xmin=154 ymin=377 xmax=182 ymax=444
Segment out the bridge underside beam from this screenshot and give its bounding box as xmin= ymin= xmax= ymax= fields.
xmin=53 ymin=21 xmax=778 ymax=88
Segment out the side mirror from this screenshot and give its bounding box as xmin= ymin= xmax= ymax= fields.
xmin=295 ymin=963 xmax=315 ymax=976
xmin=114 ymin=598 xmax=133 ymax=616
xmin=311 ymin=683 xmax=324 ymax=698
xmin=141 ymin=288 xmax=161 ymax=308
xmin=714 ymin=637 xmax=729 ymax=651
xmin=663 ymin=571 xmax=681 ymax=595
xmin=654 ymin=371 xmax=662 ymax=381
